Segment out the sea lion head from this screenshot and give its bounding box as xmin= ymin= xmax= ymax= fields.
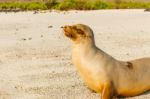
xmin=62 ymin=24 xmax=94 ymax=43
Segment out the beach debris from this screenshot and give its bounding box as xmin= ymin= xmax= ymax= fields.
xmin=28 ymin=37 xmax=32 ymax=40
xmin=16 ymin=28 xmax=19 ymax=31
xmin=144 ymin=9 xmax=150 ymax=12
xmin=33 ymin=10 xmax=38 ymax=14
xmin=21 ymin=37 xmax=32 ymax=41
xmin=48 ymin=25 xmax=53 ymax=28
xmin=21 ymin=38 xmax=27 ymax=41
xmin=60 ymin=26 xmax=64 ymax=28
xmin=41 ymin=35 xmax=43 ymax=38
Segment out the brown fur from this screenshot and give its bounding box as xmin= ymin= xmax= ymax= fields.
xmin=63 ymin=24 xmax=150 ymax=99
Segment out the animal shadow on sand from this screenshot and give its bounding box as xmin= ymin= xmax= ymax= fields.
xmin=119 ymin=90 xmax=150 ymax=99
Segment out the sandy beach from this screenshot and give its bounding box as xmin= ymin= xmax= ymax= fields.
xmin=0 ymin=10 xmax=150 ymax=99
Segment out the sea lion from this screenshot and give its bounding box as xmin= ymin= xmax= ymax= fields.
xmin=62 ymin=24 xmax=150 ymax=99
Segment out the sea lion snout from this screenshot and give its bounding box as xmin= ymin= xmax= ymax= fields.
xmin=63 ymin=25 xmax=73 ymax=37
xmin=63 ymin=25 xmax=78 ymax=40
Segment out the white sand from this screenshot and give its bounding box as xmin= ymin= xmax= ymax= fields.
xmin=0 ymin=10 xmax=150 ymax=99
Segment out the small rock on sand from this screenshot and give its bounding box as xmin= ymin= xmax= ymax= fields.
xmin=48 ymin=25 xmax=53 ymax=28
xmin=144 ymin=9 xmax=150 ymax=12
xmin=28 ymin=38 xmax=32 ymax=40
xmin=21 ymin=38 xmax=27 ymax=41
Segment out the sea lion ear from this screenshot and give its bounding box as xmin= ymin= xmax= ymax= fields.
xmin=126 ymin=62 xmax=133 ymax=69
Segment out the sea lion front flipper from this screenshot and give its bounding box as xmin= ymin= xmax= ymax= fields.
xmin=101 ymin=83 xmax=115 ymax=99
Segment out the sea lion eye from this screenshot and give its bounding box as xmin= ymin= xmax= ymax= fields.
xmin=77 ymin=28 xmax=84 ymax=35
xmin=72 ymin=26 xmax=84 ymax=35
